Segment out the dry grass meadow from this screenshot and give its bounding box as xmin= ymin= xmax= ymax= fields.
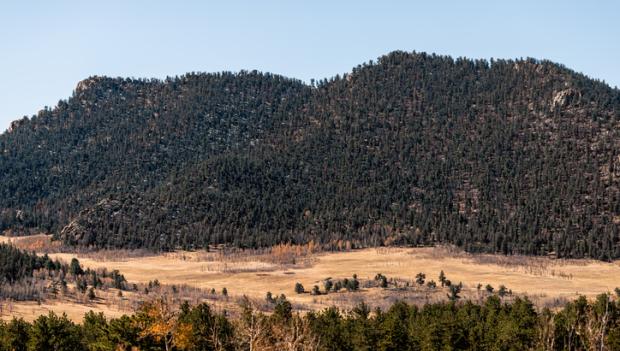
xmin=2 ymin=235 xmax=620 ymax=322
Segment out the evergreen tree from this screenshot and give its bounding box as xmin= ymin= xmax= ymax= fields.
xmin=69 ymin=258 xmax=83 ymax=276
xmin=448 ymin=284 xmax=462 ymax=301
xmin=439 ymin=271 xmax=447 ymax=287
xmin=87 ymin=287 xmax=96 ymax=301
xmin=28 ymin=312 xmax=82 ymax=351
xmin=486 ymin=284 xmax=494 ymax=294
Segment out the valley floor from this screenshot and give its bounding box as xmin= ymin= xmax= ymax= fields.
xmin=2 ymin=235 xmax=620 ymax=322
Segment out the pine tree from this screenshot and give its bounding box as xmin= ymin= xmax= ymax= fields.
xmin=87 ymin=287 xmax=96 ymax=301
xmin=439 ymin=270 xmax=446 ymax=287
xmin=69 ymin=258 xmax=83 ymax=276
xmin=448 ymin=284 xmax=462 ymax=301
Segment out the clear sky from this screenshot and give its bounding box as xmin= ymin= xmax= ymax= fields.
xmin=1 ymin=0 xmax=618 ymax=131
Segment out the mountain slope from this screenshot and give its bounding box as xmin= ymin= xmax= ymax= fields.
xmin=0 ymin=71 xmax=309 ymax=233
xmin=1 ymin=51 xmax=619 ymax=258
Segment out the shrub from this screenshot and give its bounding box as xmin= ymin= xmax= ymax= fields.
xmin=323 ymin=279 xmax=333 ymax=292
xmin=415 ymin=272 xmax=426 ymax=285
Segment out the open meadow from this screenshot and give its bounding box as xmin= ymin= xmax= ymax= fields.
xmin=2 ymin=235 xmax=620 ymax=322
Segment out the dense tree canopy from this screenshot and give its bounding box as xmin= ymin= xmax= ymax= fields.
xmin=0 ymin=243 xmax=131 ymax=302
xmin=0 ymin=243 xmax=59 ymax=283
xmin=0 ymin=51 xmax=619 ymax=257
xmin=1 ymin=295 xmax=620 ymax=350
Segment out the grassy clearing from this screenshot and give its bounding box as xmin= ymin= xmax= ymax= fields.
xmin=53 ymin=248 xmax=620 ymax=309
xmin=50 ymin=247 xmax=620 ymax=299
xmin=2 ymin=236 xmax=620 ymax=321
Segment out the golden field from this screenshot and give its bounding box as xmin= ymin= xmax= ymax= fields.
xmin=2 ymin=235 xmax=620 ymax=322
xmin=48 ymin=247 xmax=620 ymax=299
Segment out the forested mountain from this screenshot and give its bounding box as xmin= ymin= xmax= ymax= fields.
xmin=1 ymin=51 xmax=619 ymax=258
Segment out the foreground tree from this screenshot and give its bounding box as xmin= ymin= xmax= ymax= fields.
xmin=28 ymin=312 xmax=83 ymax=351
xmin=2 ymin=292 xmax=620 ymax=349
xmin=81 ymin=311 xmax=114 ymax=351
xmin=0 ymin=318 xmax=30 ymax=351
xmin=135 ymin=297 xmax=192 ymax=351
xmin=236 ymin=297 xmax=269 ymax=351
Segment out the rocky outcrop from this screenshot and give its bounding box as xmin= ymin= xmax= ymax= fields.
xmin=60 ymin=198 xmax=123 ymax=246
xmin=551 ymin=88 xmax=581 ymax=109
xmin=75 ymin=76 xmax=106 ymax=94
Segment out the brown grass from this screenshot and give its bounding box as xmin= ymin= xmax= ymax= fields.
xmin=3 ymin=237 xmax=620 ymax=322
xmin=0 ymin=234 xmax=62 ymax=252
xmin=50 ymin=247 xmax=620 ymax=305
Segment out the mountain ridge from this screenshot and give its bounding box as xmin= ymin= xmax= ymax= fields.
xmin=1 ymin=51 xmax=619 ymax=258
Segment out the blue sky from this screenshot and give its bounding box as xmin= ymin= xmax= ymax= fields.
xmin=1 ymin=0 xmax=618 ymax=131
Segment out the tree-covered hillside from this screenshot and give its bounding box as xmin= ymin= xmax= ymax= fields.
xmin=1 ymin=51 xmax=619 ymax=258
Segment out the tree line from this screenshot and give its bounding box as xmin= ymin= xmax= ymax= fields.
xmin=0 ymin=244 xmax=127 ymax=301
xmin=2 ymin=293 xmax=620 ymax=350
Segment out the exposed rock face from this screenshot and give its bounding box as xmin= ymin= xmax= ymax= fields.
xmin=60 ymin=219 xmax=86 ymax=244
xmin=551 ymin=88 xmax=581 ymax=109
xmin=75 ymin=76 xmax=106 ymax=94
xmin=15 ymin=210 xmax=25 ymax=222
xmin=60 ymin=198 xmax=123 ymax=245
